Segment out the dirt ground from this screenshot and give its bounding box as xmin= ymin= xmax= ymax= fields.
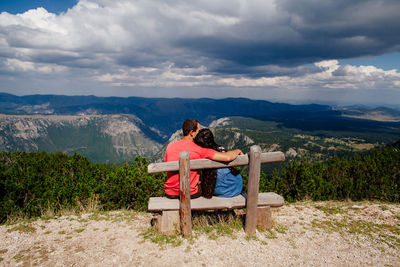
xmin=1 ymin=201 xmax=399 ymax=267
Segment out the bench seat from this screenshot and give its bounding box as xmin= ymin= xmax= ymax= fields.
xmin=148 ymin=192 xmax=284 ymax=212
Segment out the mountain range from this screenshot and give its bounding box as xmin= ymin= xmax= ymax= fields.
xmin=0 ymin=93 xmax=399 ymax=164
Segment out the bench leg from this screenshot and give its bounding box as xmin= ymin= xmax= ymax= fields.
xmin=156 ymin=210 xmax=180 ymax=235
xmin=256 ymin=206 xmax=272 ymax=231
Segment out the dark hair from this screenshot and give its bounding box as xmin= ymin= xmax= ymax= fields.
xmin=182 ymin=119 xmax=199 ymax=136
xmin=193 ymin=128 xmax=222 ymax=151
xmin=194 ymin=129 xmax=228 ymax=198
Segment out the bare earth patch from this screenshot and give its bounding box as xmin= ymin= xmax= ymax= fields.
xmin=1 ymin=201 xmax=399 ymax=266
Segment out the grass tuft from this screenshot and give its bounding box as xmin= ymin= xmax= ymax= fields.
xmin=314 ymin=204 xmax=344 ymax=215
xmin=140 ymin=227 xmax=183 ymax=248
xmin=3 ymin=193 xmax=103 ymax=225
xmin=192 ymin=210 xmax=243 ymax=239
xmin=7 ymin=224 xmax=36 ymax=233
xmin=274 ymin=223 xmax=288 ymax=234
xmin=5 ymin=211 xmax=34 ymax=226
xmin=245 ymin=234 xmax=258 ymax=241
xmin=310 ymin=216 xmax=400 ymax=249
xmin=264 ymin=229 xmax=278 ymax=239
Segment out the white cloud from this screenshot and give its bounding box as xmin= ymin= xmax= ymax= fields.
xmin=314 ymin=60 xmax=340 ymax=71
xmin=0 ymin=0 xmax=399 ymax=105
xmin=5 ymin=58 xmax=67 ymax=73
xmin=91 ymin=59 xmax=400 ymax=95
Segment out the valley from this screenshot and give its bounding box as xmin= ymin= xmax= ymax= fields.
xmin=0 ymin=93 xmax=399 ymax=166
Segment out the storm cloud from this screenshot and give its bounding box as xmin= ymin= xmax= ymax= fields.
xmin=0 ymin=0 xmax=400 ymax=105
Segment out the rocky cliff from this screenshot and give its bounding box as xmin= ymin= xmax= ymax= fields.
xmin=0 ymin=114 xmax=162 ymax=163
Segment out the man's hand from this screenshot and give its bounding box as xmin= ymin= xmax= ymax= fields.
xmin=212 ymin=149 xmax=243 ymax=162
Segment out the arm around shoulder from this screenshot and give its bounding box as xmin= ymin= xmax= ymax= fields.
xmin=212 ymin=149 xmax=243 ymax=162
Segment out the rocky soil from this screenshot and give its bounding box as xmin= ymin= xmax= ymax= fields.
xmin=1 ymin=201 xmax=399 ymax=267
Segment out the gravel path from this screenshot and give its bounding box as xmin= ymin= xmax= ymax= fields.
xmin=1 ymin=201 xmax=399 ymax=266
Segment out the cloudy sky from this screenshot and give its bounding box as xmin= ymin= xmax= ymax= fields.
xmin=1 ymin=0 xmax=400 ymax=106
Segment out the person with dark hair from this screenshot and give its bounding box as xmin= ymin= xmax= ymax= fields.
xmin=182 ymin=118 xmax=200 ymax=137
xmin=164 ymin=119 xmax=242 ymax=199
xmin=194 ymin=128 xmax=243 ymax=198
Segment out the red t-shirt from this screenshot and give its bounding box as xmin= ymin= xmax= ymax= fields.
xmin=164 ymin=139 xmax=217 ymax=196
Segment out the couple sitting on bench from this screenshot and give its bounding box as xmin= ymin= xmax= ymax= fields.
xmin=164 ymin=119 xmax=243 ymax=199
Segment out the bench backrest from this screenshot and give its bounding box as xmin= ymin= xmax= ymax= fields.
xmin=148 ymin=151 xmax=285 ymax=173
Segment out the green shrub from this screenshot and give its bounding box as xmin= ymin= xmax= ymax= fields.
xmin=1 ymin=143 xmax=399 ymax=223
xmin=260 ymin=145 xmax=400 ymax=202
xmin=0 ymin=152 xmax=165 ymax=223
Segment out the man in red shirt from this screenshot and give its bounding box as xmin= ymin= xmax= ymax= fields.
xmin=164 ymin=119 xmax=242 ymax=198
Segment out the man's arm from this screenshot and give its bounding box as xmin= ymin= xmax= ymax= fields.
xmin=211 ymin=149 xmax=243 ymax=162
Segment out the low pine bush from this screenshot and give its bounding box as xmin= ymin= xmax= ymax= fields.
xmin=259 ymin=145 xmax=400 ymax=202
xmin=0 ymin=152 xmax=164 ymax=223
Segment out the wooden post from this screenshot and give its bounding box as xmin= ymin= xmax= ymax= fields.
xmin=256 ymin=206 xmax=272 ymax=231
xmin=245 ymin=145 xmax=261 ymax=234
xmin=179 ymin=151 xmax=192 ymax=236
xmin=157 ymin=210 xmax=180 ymax=235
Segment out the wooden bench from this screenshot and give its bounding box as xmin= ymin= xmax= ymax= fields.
xmin=147 ymin=145 xmax=285 ymax=236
